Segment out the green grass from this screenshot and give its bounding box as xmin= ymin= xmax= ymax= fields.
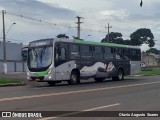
xmin=140 ymin=69 xmax=160 ymax=76
xmin=0 ymin=78 xmax=21 ymax=84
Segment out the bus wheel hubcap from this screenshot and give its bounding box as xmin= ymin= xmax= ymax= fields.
xmin=72 ymin=75 xmax=77 ymax=82
xmin=118 ymin=71 xmax=122 ymax=79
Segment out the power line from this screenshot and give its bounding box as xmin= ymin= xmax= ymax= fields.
xmin=1 ymin=11 xmax=109 ymax=34
xmin=82 ymin=28 xmax=106 ymax=34
xmin=1 ymin=11 xmax=74 ymax=29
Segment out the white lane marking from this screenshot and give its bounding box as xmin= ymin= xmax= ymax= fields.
xmin=0 ymin=81 xmax=160 ymax=102
xmin=83 ymin=103 xmax=120 ymax=111
xmin=37 ymin=103 xmax=120 ymax=120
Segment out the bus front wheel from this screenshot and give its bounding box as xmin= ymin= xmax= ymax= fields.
xmin=68 ymin=71 xmax=80 ymax=85
xmin=112 ymin=69 xmax=124 ymax=81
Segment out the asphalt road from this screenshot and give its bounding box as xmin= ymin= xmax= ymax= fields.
xmin=0 ymin=75 xmax=160 ymax=120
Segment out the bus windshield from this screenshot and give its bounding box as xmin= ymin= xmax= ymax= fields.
xmin=28 ymin=46 xmax=53 ymax=70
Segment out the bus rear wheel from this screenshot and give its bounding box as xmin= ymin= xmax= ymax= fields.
xmin=112 ymin=69 xmax=124 ymax=81
xmin=68 ymin=71 xmax=80 ymax=85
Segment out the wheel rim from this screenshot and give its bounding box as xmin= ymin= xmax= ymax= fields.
xmin=118 ymin=71 xmax=123 ymax=80
xmin=71 ymin=74 xmax=77 ymax=83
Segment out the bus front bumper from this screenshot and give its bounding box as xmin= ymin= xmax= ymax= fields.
xmin=27 ymin=72 xmax=54 ymax=82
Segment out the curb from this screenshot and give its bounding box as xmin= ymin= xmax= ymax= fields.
xmin=0 ymin=82 xmax=26 ymax=87
xmin=132 ymin=74 xmax=160 ymax=77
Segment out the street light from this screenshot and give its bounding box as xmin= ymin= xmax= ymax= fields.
xmin=5 ymin=23 xmax=16 ymax=36
xmin=84 ymin=35 xmax=91 ymax=40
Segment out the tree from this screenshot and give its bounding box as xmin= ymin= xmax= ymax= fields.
xmin=146 ymin=48 xmax=160 ymax=55
xmin=72 ymin=36 xmax=84 ymax=41
xmin=123 ymin=40 xmax=131 ymax=45
xmin=130 ymin=28 xmax=155 ymax=47
xmin=56 ymin=34 xmax=69 ymax=39
xmin=101 ymin=32 xmax=124 ymax=44
xmin=148 ymin=39 xmax=155 ymax=48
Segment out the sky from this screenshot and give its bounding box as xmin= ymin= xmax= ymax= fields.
xmin=0 ymin=0 xmax=160 ymax=51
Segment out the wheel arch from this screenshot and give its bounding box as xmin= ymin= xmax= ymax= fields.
xmin=71 ymin=68 xmax=80 ymax=78
xmin=117 ymin=67 xmax=124 ymax=76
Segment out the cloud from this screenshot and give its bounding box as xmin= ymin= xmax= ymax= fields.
xmin=0 ymin=0 xmax=77 ymax=19
xmin=0 ymin=0 xmax=160 ymax=51
xmin=0 ymin=0 xmax=78 ymax=44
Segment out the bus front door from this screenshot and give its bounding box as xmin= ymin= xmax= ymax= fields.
xmin=55 ymin=43 xmax=70 ymax=80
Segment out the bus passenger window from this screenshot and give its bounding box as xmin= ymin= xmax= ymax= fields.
xmin=93 ymin=46 xmax=103 ymax=59
xmin=55 ymin=46 xmax=66 ymax=60
xmin=61 ymin=48 xmax=66 ymax=60
xmin=69 ymin=44 xmax=80 ymax=59
xmin=123 ymin=49 xmax=129 ymax=60
xmin=80 ymin=45 xmax=92 ymax=59
xmin=104 ymin=47 xmax=113 ymax=60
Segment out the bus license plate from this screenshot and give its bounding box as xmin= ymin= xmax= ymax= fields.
xmin=35 ymin=78 xmax=40 ymax=81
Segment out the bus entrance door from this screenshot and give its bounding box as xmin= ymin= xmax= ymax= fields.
xmin=55 ymin=43 xmax=69 ymax=80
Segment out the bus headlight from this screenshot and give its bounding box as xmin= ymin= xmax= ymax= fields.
xmin=48 ymin=68 xmax=52 ymax=74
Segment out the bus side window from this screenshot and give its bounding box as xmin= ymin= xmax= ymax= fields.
xmin=117 ymin=48 xmax=124 ymax=59
xmin=55 ymin=44 xmax=60 ymax=61
xmin=93 ymin=46 xmax=103 ymax=60
xmin=80 ymin=45 xmax=92 ymax=59
xmin=55 ymin=44 xmax=66 ymax=60
xmin=137 ymin=49 xmax=141 ymax=61
xmin=111 ymin=48 xmax=115 ymax=54
xmin=61 ymin=48 xmax=66 ymax=60
xmin=131 ymin=49 xmax=137 ymax=60
xmin=123 ymin=49 xmax=129 ymax=60
xmin=69 ymin=44 xmax=80 ymax=59
xmin=104 ymin=47 xmax=113 ymax=60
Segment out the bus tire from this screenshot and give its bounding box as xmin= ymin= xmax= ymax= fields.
xmin=68 ymin=71 xmax=80 ymax=85
xmin=48 ymin=81 xmax=56 ymax=86
xmin=94 ymin=78 xmax=104 ymax=82
xmin=112 ymin=69 xmax=124 ymax=81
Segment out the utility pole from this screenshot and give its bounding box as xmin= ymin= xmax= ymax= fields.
xmin=2 ymin=10 xmax=7 ymax=74
xmin=76 ymin=16 xmax=83 ymax=39
xmin=105 ymin=23 xmax=112 ymax=42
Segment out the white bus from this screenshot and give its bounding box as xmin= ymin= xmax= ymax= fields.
xmin=27 ymin=38 xmax=141 ymax=85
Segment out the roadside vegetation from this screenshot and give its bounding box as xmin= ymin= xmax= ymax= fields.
xmin=0 ymin=78 xmax=21 ymax=84
xmin=140 ymin=68 xmax=160 ymax=76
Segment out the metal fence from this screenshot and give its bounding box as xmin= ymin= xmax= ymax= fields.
xmin=0 ymin=60 xmax=27 ymax=73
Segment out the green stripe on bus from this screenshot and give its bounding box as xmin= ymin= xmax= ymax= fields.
xmin=74 ymin=40 xmax=129 ymax=48
xmin=35 ymin=70 xmax=48 ymax=76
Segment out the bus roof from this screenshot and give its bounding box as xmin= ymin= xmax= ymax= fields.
xmin=74 ymin=39 xmax=140 ymax=49
xmin=28 ymin=38 xmax=140 ymax=49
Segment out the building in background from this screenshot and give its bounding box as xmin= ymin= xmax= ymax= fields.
xmin=0 ymin=41 xmax=27 ymax=73
xmin=141 ymin=52 xmax=160 ymax=67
